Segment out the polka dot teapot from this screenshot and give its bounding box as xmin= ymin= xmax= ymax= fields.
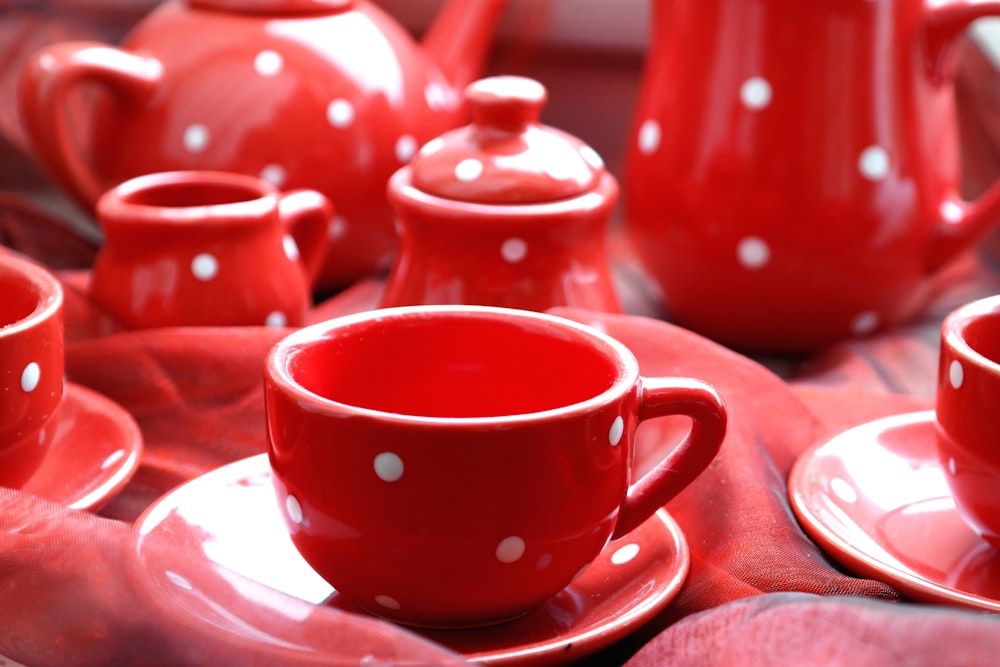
xmin=17 ymin=0 xmax=509 ymax=290
xmin=624 ymin=0 xmax=1000 ymax=353
xmin=380 ymin=76 xmax=622 ymax=313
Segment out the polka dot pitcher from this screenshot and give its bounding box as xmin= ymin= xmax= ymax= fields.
xmin=89 ymin=170 xmax=331 ymax=329
xmin=17 ymin=0 xmax=509 ymax=291
xmin=625 ymin=0 xmax=1000 ymax=353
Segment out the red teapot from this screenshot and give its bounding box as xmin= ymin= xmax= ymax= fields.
xmin=18 ymin=0 xmax=508 ymax=290
xmin=625 ymin=0 xmax=1000 ymax=352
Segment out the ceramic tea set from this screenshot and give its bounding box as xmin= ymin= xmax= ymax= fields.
xmin=10 ymin=0 xmax=1000 ymax=649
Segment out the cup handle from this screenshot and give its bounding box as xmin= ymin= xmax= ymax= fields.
xmin=17 ymin=42 xmax=163 ymax=209
xmin=278 ymin=189 xmax=333 ymax=286
xmin=921 ymin=1 xmax=1000 ymax=271
xmin=611 ymin=377 xmax=727 ymax=539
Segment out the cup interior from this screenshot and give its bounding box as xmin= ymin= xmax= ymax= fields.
xmin=958 ymin=313 xmax=1000 ymax=367
xmin=0 ymin=272 xmax=44 ymax=328
xmin=121 ymin=179 xmax=263 ymax=208
xmin=286 ymin=313 xmax=624 ymax=418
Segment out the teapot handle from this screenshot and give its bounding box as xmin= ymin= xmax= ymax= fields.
xmin=923 ymin=2 xmax=1000 ymax=271
xmin=278 ymin=190 xmax=333 ymax=287
xmin=17 ymin=42 xmax=163 ymax=209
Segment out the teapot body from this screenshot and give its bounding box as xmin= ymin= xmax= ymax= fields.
xmin=21 ymin=0 xmax=475 ymax=289
xmin=625 ymin=0 xmax=1000 ymax=352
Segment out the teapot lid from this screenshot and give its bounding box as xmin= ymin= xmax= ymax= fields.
xmin=409 ymin=76 xmax=605 ymax=204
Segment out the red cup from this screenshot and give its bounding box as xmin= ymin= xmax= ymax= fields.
xmin=937 ymin=295 xmax=1000 ymax=549
xmin=264 ymin=305 xmax=727 ymax=627
xmin=0 ymin=253 xmax=65 ymax=487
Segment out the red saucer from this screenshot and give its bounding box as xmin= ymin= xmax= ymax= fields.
xmin=789 ymin=410 xmax=1000 ymax=611
xmin=135 ymin=454 xmax=689 ymax=666
xmin=20 ymin=382 xmax=143 ymax=511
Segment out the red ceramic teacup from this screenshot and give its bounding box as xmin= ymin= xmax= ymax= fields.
xmin=937 ymin=295 xmax=1000 ymax=549
xmin=0 ymin=253 xmax=64 ymax=487
xmin=90 ymin=171 xmax=332 ymax=328
xmin=264 ymin=305 xmax=727 ymax=628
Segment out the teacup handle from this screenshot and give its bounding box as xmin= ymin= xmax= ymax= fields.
xmin=17 ymin=42 xmax=163 ymax=209
xmin=612 ymin=377 xmax=727 ymax=539
xmin=278 ymin=190 xmax=333 ymax=286
xmin=922 ymin=1 xmax=1000 ymax=271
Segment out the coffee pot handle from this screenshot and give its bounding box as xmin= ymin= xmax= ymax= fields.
xmin=17 ymin=42 xmax=162 ymax=209
xmin=923 ymin=2 xmax=1000 ymax=271
xmin=278 ymin=190 xmax=333 ymax=287
xmin=612 ymin=377 xmax=727 ymax=539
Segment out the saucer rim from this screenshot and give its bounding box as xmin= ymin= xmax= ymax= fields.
xmin=134 ymin=453 xmax=690 ymax=667
xmin=20 ymin=381 xmax=143 ymax=511
xmin=788 ymin=409 xmax=1000 ymax=612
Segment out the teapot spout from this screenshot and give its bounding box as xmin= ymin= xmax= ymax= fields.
xmin=423 ymin=0 xmax=509 ymax=91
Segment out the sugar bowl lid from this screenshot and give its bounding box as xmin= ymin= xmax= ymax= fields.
xmin=409 ymin=76 xmax=606 ymax=204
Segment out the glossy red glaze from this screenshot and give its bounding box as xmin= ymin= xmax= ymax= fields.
xmin=936 ymin=295 xmax=1000 ymax=549
xmin=264 ymin=305 xmax=726 ymax=628
xmin=90 ymin=170 xmax=332 ymax=328
xmin=17 ymin=0 xmax=508 ymax=289
xmin=791 ymin=411 xmax=1000 ymax=612
xmin=0 ymin=253 xmax=64 ymax=488
xmin=382 ymin=76 xmax=622 ymax=312
xmin=625 ymin=0 xmax=1000 ymax=353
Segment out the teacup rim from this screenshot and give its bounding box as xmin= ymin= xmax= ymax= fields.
xmin=942 ymin=294 xmax=1000 ymax=374
xmin=0 ymin=253 xmax=63 ymax=337
xmin=266 ymin=305 xmax=640 ymax=425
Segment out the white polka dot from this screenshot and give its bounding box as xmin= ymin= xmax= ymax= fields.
xmin=740 ymin=77 xmax=773 ymax=110
xmin=455 ymin=158 xmax=484 ymax=182
xmin=265 ymin=311 xmax=287 ymax=327
xmin=329 ymin=215 xmax=348 ymax=241
xmin=851 ymin=311 xmax=879 ymax=335
xmin=395 ymin=135 xmax=418 ymax=163
xmin=286 ymin=494 xmax=303 ymax=524
xmin=830 ymin=477 xmax=858 ymax=504
xmin=948 ymin=457 xmax=957 ymax=475
xmin=611 ymin=543 xmax=640 ymax=565
xmin=535 ymin=553 xmax=553 ymax=570
xmin=638 ymin=119 xmax=661 ymax=155
xmin=737 ymin=236 xmax=770 ymax=269
xmin=165 ymin=571 xmax=193 ymax=590
xmin=496 ymin=536 xmax=526 ymax=563
xmin=949 ymin=360 xmax=964 ymax=389
xmin=327 ymin=99 xmax=355 ymax=128
xmin=254 ymin=50 xmax=283 ymax=77
xmin=375 ymin=594 xmax=401 ymax=610
xmin=608 ymin=416 xmax=624 ymax=446
xmin=191 ymin=253 xmax=219 ymax=281
xmin=260 ymin=164 xmax=286 ymax=186
xmin=942 ymin=200 xmax=964 ymax=223
xmin=20 ymin=362 xmax=40 ymax=392
xmin=425 ymin=81 xmax=449 ymax=110
xmin=283 ymin=234 xmax=300 ymax=262
xmin=183 ymin=124 xmax=209 ymax=153
xmin=580 ymin=145 xmax=604 ymax=170
xmin=500 ymin=237 xmax=528 ymax=263
xmin=859 ymin=146 xmax=890 ymax=180
xmin=374 ymin=452 xmax=404 ymax=482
